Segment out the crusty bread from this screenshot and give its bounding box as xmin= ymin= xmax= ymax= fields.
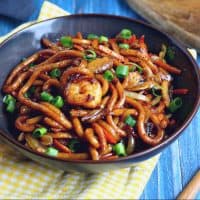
xmin=126 ymin=0 xmax=200 ymax=52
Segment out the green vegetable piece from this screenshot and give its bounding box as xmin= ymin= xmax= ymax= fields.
xmin=103 ymin=70 xmax=114 ymax=82
xmin=120 ymin=29 xmax=132 ymax=39
xmin=60 ymin=36 xmax=73 ymax=48
xmin=116 ymin=65 xmax=129 ymax=78
xmin=152 ymin=87 xmax=162 ymax=97
xmin=98 ymin=35 xmax=108 ymax=43
xmin=130 ymin=63 xmax=143 ymax=73
xmin=6 ymin=101 xmax=16 ymax=113
xmin=3 ymin=94 xmax=15 ymax=104
xmin=125 ymin=115 xmax=136 ymax=127
xmin=168 ymin=97 xmax=182 ymax=113
xmin=51 ymin=96 xmax=64 ymax=108
xmin=46 ymin=147 xmax=58 ymax=156
xmin=83 ymin=50 xmax=97 ymax=61
xmin=50 ymin=68 xmax=61 ymax=78
xmin=113 ymin=142 xmax=127 ymax=156
xmin=33 ymin=127 xmax=47 ymax=138
xmin=40 ymin=91 xmax=54 ymax=102
xmin=119 ymin=43 xmax=130 ymax=49
xmin=3 ymin=94 xmax=16 ymax=113
xmin=87 ymin=33 xmax=99 ymax=40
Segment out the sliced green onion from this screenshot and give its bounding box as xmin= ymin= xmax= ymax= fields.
xmin=50 ymin=68 xmax=61 ymax=78
xmin=168 ymin=97 xmax=182 ymax=113
xmin=124 ymin=115 xmax=136 ymax=127
xmin=46 ymin=147 xmax=58 ymax=156
xmin=98 ymin=35 xmax=108 ymax=43
xmin=40 ymin=91 xmax=54 ymax=102
xmin=51 ymin=96 xmax=64 ymax=108
xmin=130 ymin=63 xmax=143 ymax=73
xmin=113 ymin=142 xmax=127 ymax=156
xmin=119 ymin=43 xmax=130 ymax=49
xmin=87 ymin=33 xmax=99 ymax=40
xmin=166 ymin=46 xmax=175 ymax=61
xmin=84 ymin=50 xmax=96 ymax=61
xmin=3 ymin=94 xmax=16 ymax=113
xmin=103 ymin=70 xmax=114 ymax=82
xmin=3 ymin=94 xmax=15 ymax=104
xmin=6 ymin=101 xmax=16 ymax=113
xmin=116 ymin=65 xmax=129 ymax=78
xmin=152 ymin=87 xmax=162 ymax=97
xmin=120 ymin=29 xmax=132 ymax=39
xmin=60 ymin=36 xmax=73 ymax=48
xmin=33 ymin=127 xmax=47 ymax=138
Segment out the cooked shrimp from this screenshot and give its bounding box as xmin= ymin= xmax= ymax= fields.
xmin=65 ymin=77 xmax=102 ymax=108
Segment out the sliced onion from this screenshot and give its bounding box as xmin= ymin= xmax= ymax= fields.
xmin=151 ymin=96 xmax=161 ymax=106
xmin=125 ymin=90 xmax=150 ymax=102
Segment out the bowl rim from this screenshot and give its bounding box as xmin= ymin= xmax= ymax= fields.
xmin=0 ymin=13 xmax=199 ymax=164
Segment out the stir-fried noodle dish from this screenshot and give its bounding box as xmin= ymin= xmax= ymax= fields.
xmin=2 ymin=29 xmax=188 ymax=160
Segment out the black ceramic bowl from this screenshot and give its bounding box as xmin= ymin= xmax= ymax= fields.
xmin=0 ymin=14 xmax=199 ymax=172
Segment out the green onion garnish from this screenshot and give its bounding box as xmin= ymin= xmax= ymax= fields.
xmin=119 ymin=43 xmax=130 ymax=49
xmin=46 ymin=147 xmax=58 ymax=156
xmin=40 ymin=91 xmax=54 ymax=102
xmin=3 ymin=94 xmax=16 ymax=113
xmin=113 ymin=142 xmax=127 ymax=156
xmin=87 ymin=33 xmax=99 ymax=40
xmin=120 ymin=29 xmax=132 ymax=39
xmin=166 ymin=46 xmax=175 ymax=61
xmin=51 ymin=96 xmax=64 ymax=108
xmin=50 ymin=68 xmax=61 ymax=78
xmin=130 ymin=63 xmax=143 ymax=73
xmin=116 ymin=65 xmax=129 ymax=78
xmin=152 ymin=87 xmax=162 ymax=97
xmin=33 ymin=127 xmax=47 ymax=138
xmin=84 ymin=50 xmax=96 ymax=61
xmin=124 ymin=115 xmax=136 ymax=127
xmin=60 ymin=36 xmax=73 ymax=48
xmin=103 ymin=70 xmax=114 ymax=82
xmin=6 ymin=101 xmax=16 ymax=113
xmin=168 ymin=97 xmax=182 ymax=113
xmin=98 ymin=35 xmax=108 ymax=43
xmin=3 ymin=94 xmax=15 ymax=104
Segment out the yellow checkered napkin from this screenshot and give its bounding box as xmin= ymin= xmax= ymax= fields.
xmin=0 ymin=1 xmax=174 ymax=199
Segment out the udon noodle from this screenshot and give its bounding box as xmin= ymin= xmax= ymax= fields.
xmin=2 ymin=29 xmax=187 ymax=160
